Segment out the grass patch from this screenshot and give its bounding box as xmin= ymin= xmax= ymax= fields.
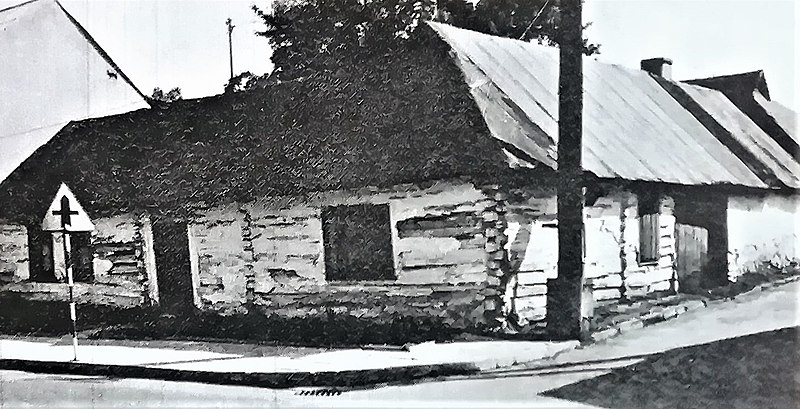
xmin=545 ymin=326 xmax=800 ymax=409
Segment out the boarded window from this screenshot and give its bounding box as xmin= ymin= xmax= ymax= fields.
xmin=322 ymin=203 xmax=395 ymax=282
xmin=639 ymin=195 xmax=660 ymax=264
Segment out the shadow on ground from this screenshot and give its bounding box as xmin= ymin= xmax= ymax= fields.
xmin=544 ymin=326 xmax=800 ymax=409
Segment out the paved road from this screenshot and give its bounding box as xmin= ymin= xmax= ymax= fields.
xmin=1 ymin=281 xmax=796 ymax=408
xmin=0 ymin=369 xmax=599 ymax=408
xmin=541 ymin=279 xmax=800 ymax=367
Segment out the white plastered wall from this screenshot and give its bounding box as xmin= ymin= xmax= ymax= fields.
xmin=727 ymin=193 xmax=800 ymax=279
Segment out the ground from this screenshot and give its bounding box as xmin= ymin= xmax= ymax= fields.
xmin=0 ymin=370 xmax=601 ymax=408
xmin=0 ymin=281 xmax=797 ymax=408
xmin=546 ymin=327 xmax=800 ymax=409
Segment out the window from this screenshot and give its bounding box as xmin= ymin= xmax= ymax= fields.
xmin=27 ymin=230 xmax=93 ymax=283
xmin=639 ymin=194 xmax=660 ymax=264
xmin=28 ymin=228 xmax=56 ymax=282
xmin=322 ymin=203 xmax=395 ymax=282
xmin=70 ymin=232 xmax=94 ymax=283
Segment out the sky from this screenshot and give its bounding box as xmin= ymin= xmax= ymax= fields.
xmin=584 ymin=0 xmax=798 ymax=109
xmin=0 ymin=0 xmax=275 ymax=99
xmin=2 ymin=0 xmax=795 ymax=107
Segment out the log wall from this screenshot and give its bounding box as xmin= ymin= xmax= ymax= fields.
xmin=504 ymin=187 xmax=678 ymax=326
xmin=0 ymin=224 xmax=29 ymax=283
xmin=187 ymin=180 xmax=503 ymax=329
xmin=0 ymin=213 xmax=157 ymax=307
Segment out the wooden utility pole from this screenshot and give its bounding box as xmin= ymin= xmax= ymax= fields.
xmin=547 ymin=0 xmax=585 ymax=340
xmin=226 ymin=18 xmax=235 ymax=80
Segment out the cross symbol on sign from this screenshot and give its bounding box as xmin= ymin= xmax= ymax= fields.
xmin=52 ymin=195 xmax=79 ymax=228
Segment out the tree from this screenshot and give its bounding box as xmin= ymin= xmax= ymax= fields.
xmin=449 ymin=0 xmax=600 ymax=55
xmin=251 ymin=0 xmax=599 ymax=83
xmin=224 ymin=71 xmax=259 ymax=94
xmin=253 ymin=0 xmax=434 ymax=82
xmin=150 ymin=87 xmax=182 ymax=103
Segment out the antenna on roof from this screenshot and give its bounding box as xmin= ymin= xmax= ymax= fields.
xmin=226 ymin=17 xmax=235 ymax=80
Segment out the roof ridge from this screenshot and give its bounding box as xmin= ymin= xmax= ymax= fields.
xmin=0 ymin=0 xmax=39 ymax=14
xmin=428 ymin=21 xmax=667 ymax=80
xmin=427 ymin=21 xmax=557 ymax=53
xmin=53 ymin=0 xmax=150 ymax=105
xmin=685 ymin=70 xmax=765 ymax=84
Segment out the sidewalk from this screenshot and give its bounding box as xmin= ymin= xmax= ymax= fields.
xmin=490 ymin=278 xmax=800 ymax=375
xmin=2 ymin=278 xmax=795 ymax=390
xmin=0 ymin=335 xmax=578 ymax=388
xmin=303 ymin=279 xmax=799 ymax=408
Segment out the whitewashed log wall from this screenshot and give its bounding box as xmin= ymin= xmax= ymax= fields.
xmin=0 ymin=224 xmax=29 ymax=283
xmin=0 ymin=213 xmax=157 ymax=307
xmin=621 ymin=195 xmax=677 ymax=298
xmin=504 ymin=188 xmax=678 ymax=326
xmin=187 ymin=180 xmax=504 ymax=328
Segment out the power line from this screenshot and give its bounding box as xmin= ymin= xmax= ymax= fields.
xmin=519 ymin=0 xmax=551 ymax=41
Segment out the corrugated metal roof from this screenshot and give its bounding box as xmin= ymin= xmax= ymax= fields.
xmin=678 ymin=83 xmax=800 ymax=188
xmin=429 ymin=22 xmax=768 ymax=188
xmin=754 ymin=91 xmax=798 ymax=147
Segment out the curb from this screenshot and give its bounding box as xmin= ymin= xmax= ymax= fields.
xmin=590 ymin=274 xmax=800 ymax=343
xmin=590 ymin=300 xmax=704 ymax=343
xmin=4 ymin=277 xmax=795 ymax=387
xmin=744 ymin=274 xmax=800 ymax=295
xmin=0 ymin=358 xmax=479 ymax=389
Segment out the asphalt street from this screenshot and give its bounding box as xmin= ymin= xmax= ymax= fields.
xmin=0 ymin=369 xmax=600 ymax=408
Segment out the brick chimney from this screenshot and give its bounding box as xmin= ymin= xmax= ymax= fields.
xmin=641 ymin=58 xmax=673 ymax=79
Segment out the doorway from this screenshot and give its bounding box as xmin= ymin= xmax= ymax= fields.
xmin=674 ymin=193 xmax=728 ymax=290
xmin=152 ymin=218 xmax=194 ymax=313
xmin=676 ymin=223 xmax=709 ymax=281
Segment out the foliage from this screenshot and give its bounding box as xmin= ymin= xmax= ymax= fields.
xmin=251 ymin=0 xmax=599 ymax=83
xmin=455 ymin=0 xmax=600 ymax=54
xmin=546 ymin=327 xmax=800 ymax=409
xmin=150 ymin=87 xmax=182 ymax=103
xmin=223 ymin=71 xmax=260 ymax=94
xmin=252 ymin=0 xmax=433 ymax=82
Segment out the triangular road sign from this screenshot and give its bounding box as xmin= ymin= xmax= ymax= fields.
xmin=42 ymin=183 xmax=95 ymax=232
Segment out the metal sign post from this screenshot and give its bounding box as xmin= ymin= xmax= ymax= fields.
xmin=42 ymin=184 xmax=95 ymax=362
xmin=60 ymin=230 xmax=78 ymax=361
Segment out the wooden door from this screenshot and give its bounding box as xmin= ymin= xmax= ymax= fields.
xmin=676 ymin=223 xmax=709 ymax=280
